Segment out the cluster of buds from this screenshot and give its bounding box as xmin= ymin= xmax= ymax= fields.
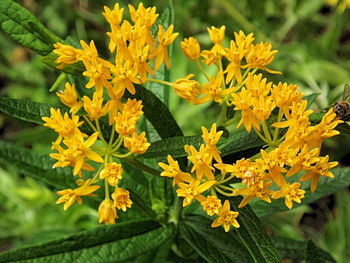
xmin=159 ymin=27 xmax=343 ymax=232
xmin=43 ymin=2 xmax=178 ymax=224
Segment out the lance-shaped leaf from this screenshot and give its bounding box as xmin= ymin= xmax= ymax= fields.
xmin=179 ymin=214 xmax=254 ymax=263
xmin=219 ymin=195 xmax=281 ymax=263
xmin=270 ymin=236 xmax=335 ymax=262
xmin=125 ymin=84 xmax=183 ymax=139
xmin=305 ymin=239 xmax=336 ymax=263
xmin=0 ymin=221 xmax=174 ymax=262
xmin=0 ymin=0 xmax=61 ymax=55
xmin=141 ymin=131 xmax=263 ymax=159
xmin=250 ymin=167 xmax=350 ymax=217
xmin=0 ymin=97 xmax=111 ymax=138
xmin=0 ymin=140 xmax=76 ymax=190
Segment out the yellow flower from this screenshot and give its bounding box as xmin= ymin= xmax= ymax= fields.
xmin=200 ymin=70 xmax=225 ymax=103
xmin=231 ymin=88 xmax=260 ymax=132
xmin=152 ymin=24 xmax=179 ymax=70
xmin=123 ymin=99 xmax=144 ymax=118
xmin=233 ymin=181 xmax=273 ymax=208
xmin=128 ymin=3 xmax=158 ymax=29
xmin=62 ymin=132 xmax=104 ymax=176
xmin=111 ymin=60 xmax=140 ymax=95
xmin=42 ymin=108 xmax=83 ymax=140
xmin=56 ymin=179 xmax=100 ymax=211
xmin=208 ymin=26 xmax=225 ymax=45
xmin=176 ymin=179 xmax=215 ymax=207
xmin=123 ymin=132 xmax=150 ymax=154
xmin=304 ymin=108 xmax=343 ymax=149
xmin=233 ymin=30 xmax=254 ymax=56
xmin=103 ymin=3 xmax=124 ymax=31
xmin=82 ymin=92 xmax=109 ymax=121
xmin=201 ymin=195 xmax=222 ymax=216
xmin=100 ymin=162 xmax=123 ymax=186
xmin=131 ymin=44 xmax=155 ymax=83
xmin=56 ymin=82 xmax=83 ymax=114
xmin=172 ymin=74 xmax=200 ymax=104
xmin=270 ymin=82 xmax=303 ymax=112
xmin=98 ymin=199 xmax=118 ymax=224
xmin=245 ymin=42 xmax=281 ymax=74
xmin=252 ymin=95 xmax=275 ymax=122
xmin=211 ymin=200 xmax=239 ymax=232
xmin=300 ymin=155 xmax=338 ymax=193
xmin=245 ymin=73 xmax=272 ymax=98
xmin=187 ymin=144 xmax=215 ymax=180
xmin=286 ymin=145 xmax=320 ymax=178
xmin=272 ymin=182 xmax=305 ymax=209
xmin=181 ymin=37 xmax=201 ymax=61
xmin=115 ymin=111 xmax=138 ymax=136
xmin=158 ymin=155 xmax=193 ymax=186
xmin=53 ymin=42 xmax=82 ymax=69
xmin=224 ymin=40 xmax=242 ymax=85
xmin=112 ymin=188 xmax=133 ymax=211
xmin=201 ymin=123 xmax=223 ymax=163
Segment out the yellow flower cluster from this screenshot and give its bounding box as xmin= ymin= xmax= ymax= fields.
xmin=159 ymin=124 xmax=240 ymax=232
xmin=159 ymin=27 xmax=343 ymax=232
xmin=43 ymin=2 xmax=178 ymax=224
xmin=326 ymin=0 xmax=350 ymax=12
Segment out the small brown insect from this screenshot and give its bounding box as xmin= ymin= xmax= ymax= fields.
xmin=331 ymin=84 xmax=350 ymax=121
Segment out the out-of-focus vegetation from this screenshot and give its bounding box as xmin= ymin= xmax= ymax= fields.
xmin=0 ymin=0 xmax=349 ymax=261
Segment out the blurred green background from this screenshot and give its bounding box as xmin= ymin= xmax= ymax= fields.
xmin=0 ymin=0 xmax=350 ymax=261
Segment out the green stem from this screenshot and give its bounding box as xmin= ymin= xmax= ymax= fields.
xmin=272 ymin=108 xmax=283 ymax=143
xmin=95 ymin=119 xmax=108 ymax=146
xmin=49 ymin=72 xmax=66 ymax=92
xmin=218 ymin=103 xmax=228 ymax=126
xmin=196 ymin=59 xmax=209 ymax=80
xmin=112 ymin=151 xmax=134 ymax=159
xmin=169 ymin=195 xmax=183 ymax=225
xmin=147 ymin=78 xmax=172 ymax=87
xmin=252 ymin=126 xmax=269 ymax=145
xmin=262 ymin=120 xmax=272 ymax=144
xmin=215 ymin=186 xmax=235 ymax=197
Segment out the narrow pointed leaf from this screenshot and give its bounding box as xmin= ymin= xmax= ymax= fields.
xmin=0 ymin=140 xmax=76 ymax=190
xmin=179 ymin=215 xmax=254 ymax=263
xmin=125 ymin=85 xmax=183 ymax=139
xmin=0 ymin=97 xmax=110 ymax=138
xmin=221 ymin=195 xmax=281 ymax=263
xmin=0 ymin=221 xmax=174 ymax=263
xmin=305 ymin=239 xmax=335 ymax=263
xmin=270 ymin=236 xmax=335 ymax=262
xmin=141 ymin=131 xmax=263 ymax=159
xmin=0 ymin=0 xmax=60 ymax=55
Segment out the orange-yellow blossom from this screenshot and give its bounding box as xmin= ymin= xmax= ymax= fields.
xmin=98 ymin=199 xmax=118 ymax=224
xmin=176 ymin=179 xmax=215 ymax=207
xmin=112 ymin=188 xmax=132 ymax=211
xmin=100 ymin=162 xmax=123 ymax=186
xmin=56 ymin=179 xmax=100 ymax=211
xmin=211 ymin=200 xmax=239 ymax=232
xmin=181 ymin=37 xmax=201 ymax=61
xmin=56 ymin=82 xmax=83 ymax=114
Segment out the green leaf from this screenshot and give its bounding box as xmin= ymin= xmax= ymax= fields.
xmin=271 ymin=236 xmax=335 ymax=262
xmin=304 ymin=93 xmax=320 ymax=109
xmin=250 ymin=167 xmax=350 ymax=217
xmin=0 ymin=0 xmax=60 ymax=55
xmin=222 ymin=195 xmax=281 ymax=263
xmin=142 ymin=131 xmax=263 ymax=159
xmin=0 ymin=97 xmax=111 ymax=139
xmin=0 ymin=221 xmax=174 ymax=262
xmin=41 ymin=52 xmax=85 ymax=75
xmin=0 ymin=140 xmax=76 ymax=190
xmin=305 ymin=239 xmax=336 ymax=263
xmin=179 ymin=215 xmax=254 ymax=263
xmin=0 ymin=96 xmax=67 ymax=125
xmin=125 ymin=85 xmax=183 ymax=139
